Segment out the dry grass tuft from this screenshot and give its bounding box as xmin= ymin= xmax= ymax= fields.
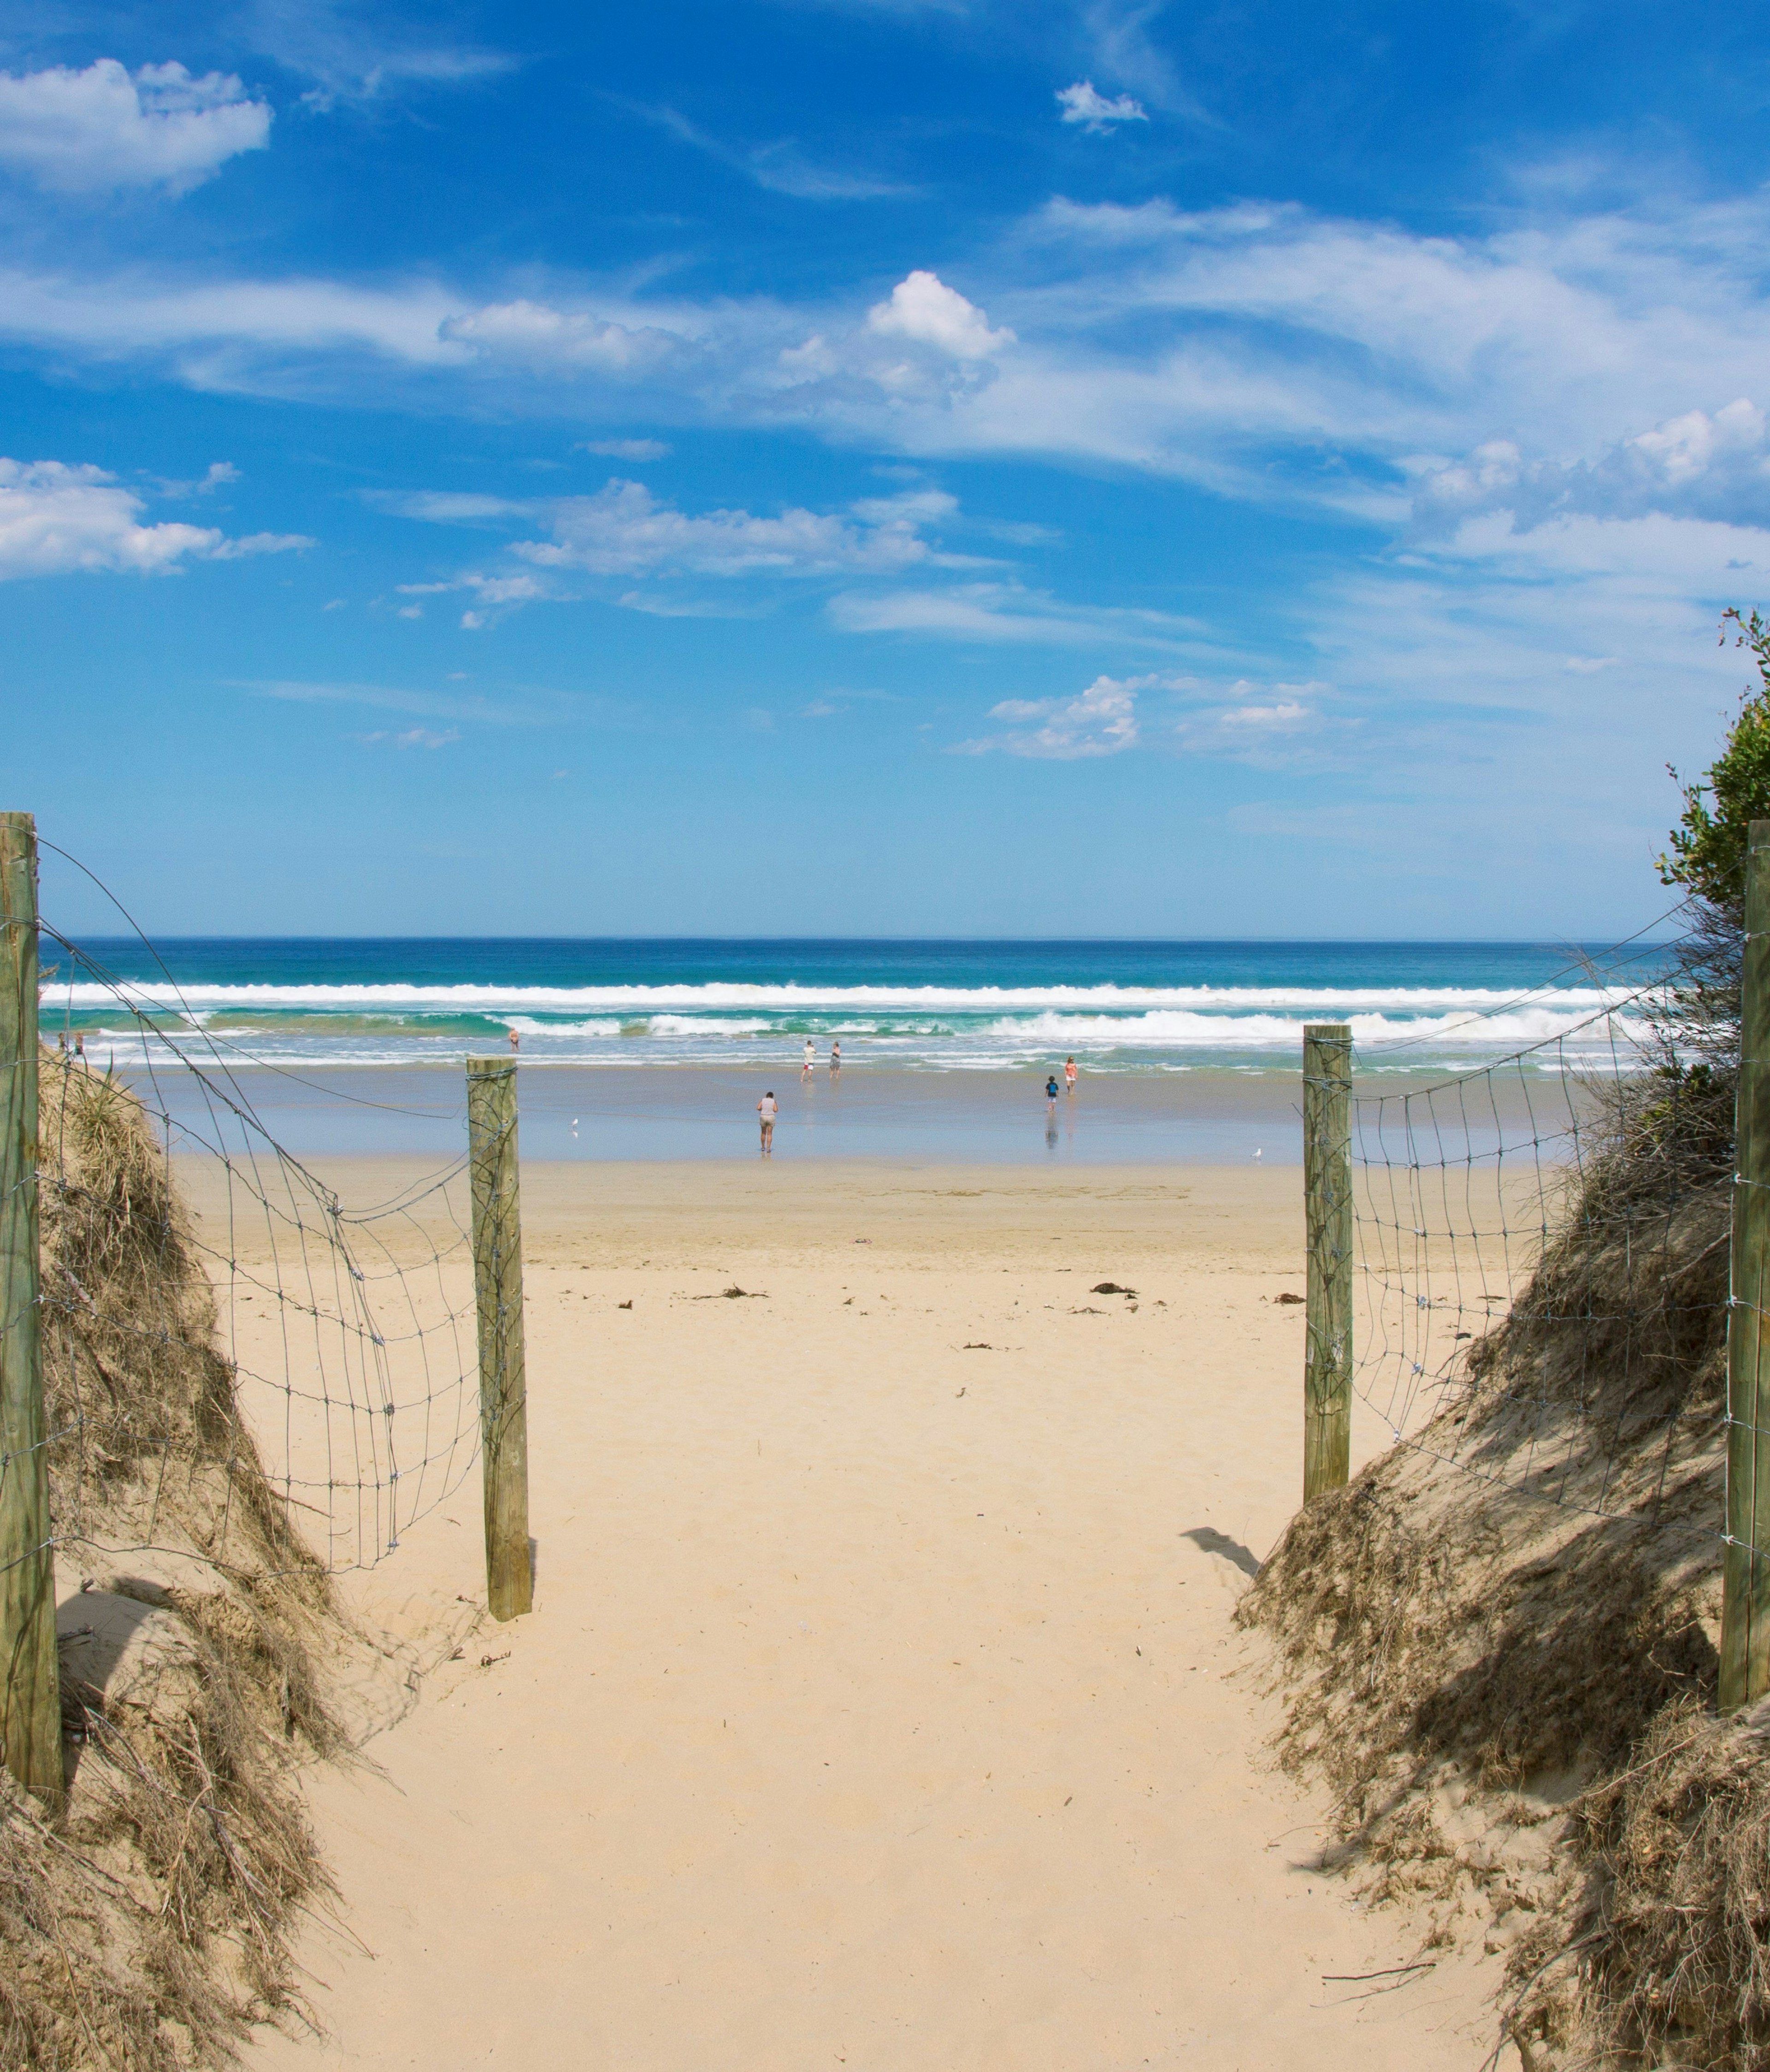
xmin=1239 ymin=1068 xmax=1760 ymax=2066
xmin=1569 ymin=1699 xmax=1770 ymax=2068
xmin=0 ymin=1054 xmax=353 ymax=2068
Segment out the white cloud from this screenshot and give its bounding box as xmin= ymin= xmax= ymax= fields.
xmin=1056 ymin=80 xmax=1148 ymax=131
xmin=520 ymin=480 xmax=944 ymax=579
xmin=867 ymin=271 xmax=1015 ymax=359
xmin=388 ymin=479 xmax=959 ymax=591
xmin=1415 ymin=400 xmax=1770 ymax=533
xmin=14 ymin=184 xmax=1770 ymax=592
xmin=0 ymin=459 xmax=307 ymax=578
xmin=464 ymin=573 xmax=544 ymax=604
xmin=954 ymin=673 xmax=1140 ymax=758
xmin=0 ymin=60 xmax=270 ymax=194
xmin=1215 ymin=697 xmax=1309 ymax=728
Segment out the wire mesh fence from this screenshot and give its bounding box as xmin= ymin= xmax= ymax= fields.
xmin=11 ymin=903 xmax=486 ymax=1589
xmin=1344 ymin=992 xmax=1734 ymax=1552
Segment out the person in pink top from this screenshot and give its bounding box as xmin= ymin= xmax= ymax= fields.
xmin=1064 ymin=1056 xmax=1077 ymax=1094
xmin=757 ymin=1090 xmax=778 ymax=1157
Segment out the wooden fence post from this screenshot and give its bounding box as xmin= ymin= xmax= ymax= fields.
xmin=1721 ymin=822 xmax=1770 ymax=1709
xmin=0 ymin=812 xmax=61 ymax=1803
xmin=466 ymin=1058 xmax=531 ymax=1622
xmin=1303 ymin=1022 xmax=1354 ymax=1503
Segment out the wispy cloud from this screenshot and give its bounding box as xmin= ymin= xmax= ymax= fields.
xmin=516 ymin=480 xmax=957 ymax=578
xmin=152 ymin=460 xmax=241 ymax=499
xmin=356 ymin=726 xmax=460 ymax=749
xmin=1173 ymin=677 xmax=1330 ymax=759
xmin=1079 ymin=0 xmax=1210 ymax=119
xmin=240 ymin=0 xmax=516 ymax=110
xmin=381 ymin=478 xmax=982 ymax=622
xmin=829 ymin=580 xmax=1200 ymax=648
xmin=953 ymin=673 xmax=1141 ymax=757
xmin=625 ymin=99 xmax=917 ymax=201
xmin=245 ymin=678 xmax=566 ymax=725
xmin=578 ymin=437 xmax=672 ymax=461
xmin=8 ymin=185 xmax=1770 ymax=658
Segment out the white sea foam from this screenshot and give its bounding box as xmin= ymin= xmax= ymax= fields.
xmin=54 ymin=975 xmax=1655 ymax=1072
xmin=53 ymin=980 xmax=1638 ymax=1016
xmin=979 ymin=1005 xmax=1644 ymax=1051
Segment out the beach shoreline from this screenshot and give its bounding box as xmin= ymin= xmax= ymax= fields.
xmin=148 ymin=1056 xmax=1581 ymax=1167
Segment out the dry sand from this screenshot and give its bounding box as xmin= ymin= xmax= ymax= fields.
xmin=231 ymin=1160 xmax=1501 ymax=2070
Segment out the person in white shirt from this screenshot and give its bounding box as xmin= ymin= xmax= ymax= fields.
xmin=758 ymin=1090 xmax=778 ymax=1156
xmin=802 ymin=1039 xmax=815 ymax=1077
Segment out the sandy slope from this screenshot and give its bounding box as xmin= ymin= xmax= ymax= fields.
xmin=238 ymin=1161 xmax=1499 ymax=2070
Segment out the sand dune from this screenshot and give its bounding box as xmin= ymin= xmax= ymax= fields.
xmin=239 ymin=1162 xmax=1499 ymax=2069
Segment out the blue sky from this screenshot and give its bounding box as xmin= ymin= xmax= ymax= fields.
xmin=4 ymin=0 xmax=1768 ymax=938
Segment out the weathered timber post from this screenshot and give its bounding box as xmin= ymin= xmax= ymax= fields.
xmin=0 ymin=812 xmax=61 ymax=1803
xmin=466 ymin=1058 xmax=532 ymax=1621
xmin=1303 ymin=1022 xmax=1354 ymax=1503
xmin=1721 ymin=821 xmax=1770 ymax=1708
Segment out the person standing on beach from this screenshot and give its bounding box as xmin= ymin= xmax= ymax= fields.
xmin=509 ymin=1028 xmax=520 ymax=1052
xmin=1064 ymin=1056 xmax=1077 ymax=1095
xmin=1045 ymin=1072 xmax=1060 ymax=1117
xmin=758 ymin=1090 xmax=778 ymax=1156
xmin=803 ymin=1038 xmax=815 ymax=1078
xmin=830 ymin=1040 xmax=841 ymax=1076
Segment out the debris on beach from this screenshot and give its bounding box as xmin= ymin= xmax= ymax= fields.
xmin=1273 ymin=1292 xmax=1304 ymax=1305
xmin=1091 ymin=1281 xmax=1136 ymax=1296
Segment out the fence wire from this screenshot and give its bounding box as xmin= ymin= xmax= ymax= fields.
xmin=2 ymin=903 xmax=486 ymax=1587
xmin=1346 ymin=991 xmax=1734 ymax=1549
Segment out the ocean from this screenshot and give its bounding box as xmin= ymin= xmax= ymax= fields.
xmin=41 ymin=938 xmax=1670 ymax=1163
xmin=49 ymin=936 xmax=1670 ymax=1077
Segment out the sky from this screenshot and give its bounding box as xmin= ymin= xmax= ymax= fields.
xmin=4 ymin=0 xmax=1769 ymax=940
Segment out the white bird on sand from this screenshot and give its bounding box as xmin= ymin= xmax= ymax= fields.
xmin=1253 ymin=1148 xmax=1263 ymax=1159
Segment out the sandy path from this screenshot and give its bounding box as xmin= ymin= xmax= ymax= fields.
xmin=242 ymin=1163 xmax=1498 ymax=2070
